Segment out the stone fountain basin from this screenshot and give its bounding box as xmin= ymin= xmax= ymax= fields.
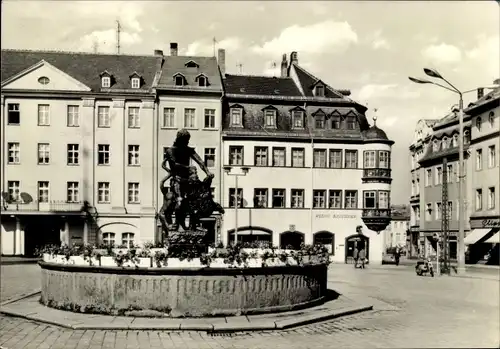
xmin=38 ymin=257 xmax=328 ymax=318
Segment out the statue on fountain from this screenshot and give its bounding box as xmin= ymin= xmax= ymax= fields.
xmin=159 ymin=129 xmax=224 ymax=237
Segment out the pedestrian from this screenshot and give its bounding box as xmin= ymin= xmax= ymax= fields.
xmin=353 ymin=247 xmax=359 ymax=268
xmin=358 ymin=248 xmax=366 ymax=269
xmin=395 ymin=247 xmax=400 ymax=266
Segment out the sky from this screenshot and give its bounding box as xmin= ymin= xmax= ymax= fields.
xmin=2 ymin=1 xmax=499 ymax=205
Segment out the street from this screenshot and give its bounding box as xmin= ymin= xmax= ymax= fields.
xmin=0 ymin=263 xmax=499 ymax=349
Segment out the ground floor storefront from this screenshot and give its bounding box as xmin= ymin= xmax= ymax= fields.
xmin=220 ymin=208 xmax=385 ymax=264
xmin=465 ymin=216 xmax=499 ymax=265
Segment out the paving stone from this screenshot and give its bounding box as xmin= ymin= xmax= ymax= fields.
xmin=179 ymin=319 xmax=214 ymax=331
xmin=129 ymin=317 xmax=183 ymax=330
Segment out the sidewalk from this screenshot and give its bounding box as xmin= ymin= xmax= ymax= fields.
xmin=0 ymin=256 xmax=40 ymax=265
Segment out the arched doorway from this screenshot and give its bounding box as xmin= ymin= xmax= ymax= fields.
xmin=227 ymin=226 xmax=272 ymax=245
xmin=24 ymin=216 xmax=62 ymax=256
xmin=280 ymin=231 xmax=304 ymax=250
xmin=345 ymin=234 xmax=370 ymax=264
xmin=313 ymin=231 xmax=335 ymax=255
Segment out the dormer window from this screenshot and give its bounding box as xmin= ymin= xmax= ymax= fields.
xmin=173 ymin=73 xmax=186 ymax=86
xmin=131 ymin=78 xmax=140 ymax=89
xmin=292 ymin=110 xmax=305 ymax=129
xmin=195 ymin=74 xmax=209 ymax=87
xmin=263 ymin=108 xmax=277 ymax=128
xmin=432 ymin=140 xmax=439 ymax=152
xmin=185 ymin=60 xmax=199 ymax=68
xmin=346 ymin=115 xmax=356 ymax=130
xmin=331 ymin=112 xmax=341 ymax=129
xmin=314 ymin=85 xmax=325 ymax=97
xmin=452 ymin=134 xmax=458 ymax=147
xmin=101 ymin=76 xmax=111 ymax=88
xmin=230 ymin=105 xmax=243 ymax=127
xmin=442 ymin=137 xmax=448 ymax=150
xmin=314 ymin=113 xmax=325 ymax=129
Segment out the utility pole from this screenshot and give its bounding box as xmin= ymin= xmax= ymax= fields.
xmin=116 ymin=20 xmax=121 ymax=54
xmin=441 ymin=157 xmax=450 ymax=274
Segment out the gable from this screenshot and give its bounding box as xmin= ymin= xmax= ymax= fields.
xmin=2 ymin=60 xmax=91 ymax=92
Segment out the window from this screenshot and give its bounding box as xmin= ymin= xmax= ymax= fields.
xmin=97 ymin=144 xmax=110 ymax=165
xmin=254 ymin=147 xmax=268 ymax=166
xmin=345 ymin=150 xmax=358 ymax=168
xmin=315 ymin=114 xmax=325 ymax=129
xmin=379 ymin=151 xmax=390 ymax=168
xmin=38 ymin=76 xmax=50 ymax=85
xmin=175 ymin=75 xmax=184 ymax=86
xmin=230 ymin=108 xmax=243 ymax=126
xmin=264 ymin=109 xmax=276 ymax=128
xmin=329 ymin=190 xmax=342 ymax=208
xmin=184 ymin=108 xmax=196 ymax=128
xmin=291 ymin=148 xmax=304 ymax=167
xmin=291 ymin=189 xmax=304 ymax=208
xmin=7 ymin=181 xmax=20 ymax=202
xmin=488 ymin=145 xmax=496 ymax=168
xmin=38 ymin=143 xmax=50 ymax=164
xmin=204 ymin=109 xmax=216 ymax=129
xmin=98 ymin=182 xmax=110 ymax=203
xmin=7 ymin=143 xmax=20 ymax=164
xmin=416 ymin=178 xmax=420 ymax=195
xmin=229 ymin=146 xmax=243 ymax=165
xmin=229 ymin=188 xmax=243 ymax=208
xmin=364 ymin=151 xmax=376 ymax=168
xmin=67 ymin=106 xmax=79 ymax=127
xmin=378 ymin=191 xmax=389 ymax=209
xmin=67 ymin=144 xmax=79 ymax=165
xmin=345 ymin=190 xmax=358 ymax=209
xmin=98 ymin=106 xmax=110 ymax=127
xmin=464 ymin=130 xmax=470 ymax=144
xmin=425 ymin=203 xmax=432 ymax=221
xmin=272 ymin=147 xmax=286 ymax=166
xmin=329 ymin=149 xmax=342 ymax=168
xmin=475 ymin=189 xmax=483 ymax=211
xmin=67 ymin=182 xmax=79 ymax=203
xmin=162 ymin=108 xmax=175 ymax=128
xmin=38 ymin=104 xmax=50 ymax=126
xmin=315 ymin=85 xmax=324 ymax=97
xmin=435 ymin=166 xmax=442 ymax=185
xmin=476 ymin=117 xmax=482 ymax=132
xmin=447 ymin=201 xmax=453 ymax=218
xmin=272 ymin=189 xmax=286 ymax=208
xmin=433 ymin=140 xmax=439 ymax=152
xmin=331 ymin=115 xmax=341 ymax=129
xmin=313 ymin=190 xmax=327 ymax=208
xmin=102 ymin=232 xmax=115 ymax=246
xmin=446 ymin=164 xmax=453 ymax=183
xmin=436 ymin=202 xmax=442 ymax=220
xmin=122 ymin=233 xmax=135 ymax=248
xmin=204 ymin=148 xmax=216 ymax=168
xmin=198 ymin=76 xmax=207 ymax=87
xmin=128 ymin=107 xmax=140 ymax=128
xmin=101 ymin=77 xmax=111 ymax=88
xmin=489 ymin=111 xmax=495 ymax=127
xmin=254 ymin=188 xmax=268 ymax=208
xmin=452 ymin=134 xmax=458 ymax=147
xmin=476 ymin=149 xmax=483 ymax=171
xmin=425 ymin=169 xmax=432 ymax=186
xmin=488 ymin=187 xmax=496 ymax=209
xmin=38 ymin=181 xmax=49 ymax=203
xmin=7 ymin=104 xmax=20 ymax=124
xmin=346 ymin=116 xmax=356 ymax=130
xmin=128 ymin=183 xmax=140 ymax=203
xmin=442 ymin=137 xmax=448 ymax=150
xmin=363 ymin=191 xmax=376 ymax=208
xmin=292 ymin=110 xmax=304 ymax=128
xmin=131 ymin=78 xmax=140 ymax=89
xmin=313 ymin=149 xmax=327 ymax=168
xmin=128 ymin=145 xmax=140 ymax=166
xmin=416 ymin=206 xmax=421 ymax=220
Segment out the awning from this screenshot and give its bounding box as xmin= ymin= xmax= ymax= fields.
xmin=485 ymin=230 xmax=500 ymax=244
xmin=464 ymin=229 xmax=491 ymax=244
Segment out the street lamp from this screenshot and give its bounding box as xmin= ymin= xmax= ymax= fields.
xmin=409 ymin=69 xmax=499 ymax=274
xmin=223 ymin=166 xmax=250 ymax=245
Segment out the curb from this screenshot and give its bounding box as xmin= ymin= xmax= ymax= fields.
xmin=0 ymin=290 xmax=41 ymax=306
xmin=0 ymin=260 xmax=40 ymax=266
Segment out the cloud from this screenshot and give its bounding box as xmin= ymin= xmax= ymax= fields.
xmin=76 ymin=29 xmax=142 ymax=53
xmin=369 ymin=30 xmax=391 ymax=50
xmin=185 ymin=37 xmax=242 ymax=56
xmin=252 ymin=20 xmax=358 ymax=56
xmin=356 ymin=84 xmax=421 ymax=101
xmin=421 ymin=43 xmax=462 ymax=64
xmin=466 ymin=34 xmax=500 ymax=78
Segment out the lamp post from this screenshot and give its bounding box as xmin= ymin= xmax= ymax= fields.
xmin=223 ymin=166 xmax=250 ymax=245
xmin=409 ymin=70 xmax=499 ymax=274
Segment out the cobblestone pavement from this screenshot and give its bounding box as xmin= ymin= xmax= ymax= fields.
xmin=0 ymin=264 xmax=498 ymax=349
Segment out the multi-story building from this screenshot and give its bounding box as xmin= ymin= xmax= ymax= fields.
xmin=382 ymin=205 xmax=410 ymax=252
xmin=220 ymin=52 xmax=394 ymax=264
xmin=0 ymin=45 xmax=224 ymax=255
xmin=408 ymin=119 xmax=438 ymax=257
xmin=464 ymin=85 xmax=499 ymax=263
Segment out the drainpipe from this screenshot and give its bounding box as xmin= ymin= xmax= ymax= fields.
xmin=218 ymin=94 xmax=224 ymax=245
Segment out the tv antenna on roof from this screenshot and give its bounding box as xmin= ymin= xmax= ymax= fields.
xmin=237 ymin=63 xmax=243 ymax=73
xmin=116 ymin=20 xmax=121 ymax=54
xmin=212 ymin=37 xmax=217 ymax=57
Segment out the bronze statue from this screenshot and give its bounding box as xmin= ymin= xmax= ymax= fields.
xmin=160 ymin=129 xmax=217 ymax=232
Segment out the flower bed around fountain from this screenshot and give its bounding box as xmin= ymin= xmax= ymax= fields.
xmin=37 ymin=242 xmax=330 ymax=318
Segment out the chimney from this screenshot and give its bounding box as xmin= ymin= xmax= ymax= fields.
xmin=281 ymin=54 xmax=288 ymax=78
xmin=218 ymin=48 xmax=226 ymax=76
xmin=477 ymin=87 xmax=484 ymax=99
xmin=154 ymin=49 xmax=163 ymax=56
xmin=170 ymin=43 xmax=178 ymax=56
xmin=290 ymin=51 xmax=298 ymax=65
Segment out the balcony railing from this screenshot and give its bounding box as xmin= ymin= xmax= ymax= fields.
xmin=362 ymin=168 xmax=392 ymax=183
xmin=1 ymin=199 xmax=84 ymax=213
xmin=362 ymin=208 xmax=391 ymax=218
xmin=361 ymin=208 xmax=391 ymax=232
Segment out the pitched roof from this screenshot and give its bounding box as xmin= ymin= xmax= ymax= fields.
xmin=465 ymin=87 xmax=500 ymax=113
xmin=223 ymin=74 xmax=301 ymax=96
xmin=157 ymin=55 xmax=222 ymax=92
xmin=292 ymin=64 xmax=344 ymax=99
xmin=1 ymin=49 xmax=161 ymax=92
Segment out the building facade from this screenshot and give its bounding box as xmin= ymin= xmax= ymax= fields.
xmin=382 ymin=205 xmax=410 ymax=253
xmin=220 ymin=52 xmax=394 ymax=264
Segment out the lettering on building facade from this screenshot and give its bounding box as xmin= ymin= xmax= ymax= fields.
xmin=315 ymin=214 xmax=357 ymax=219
